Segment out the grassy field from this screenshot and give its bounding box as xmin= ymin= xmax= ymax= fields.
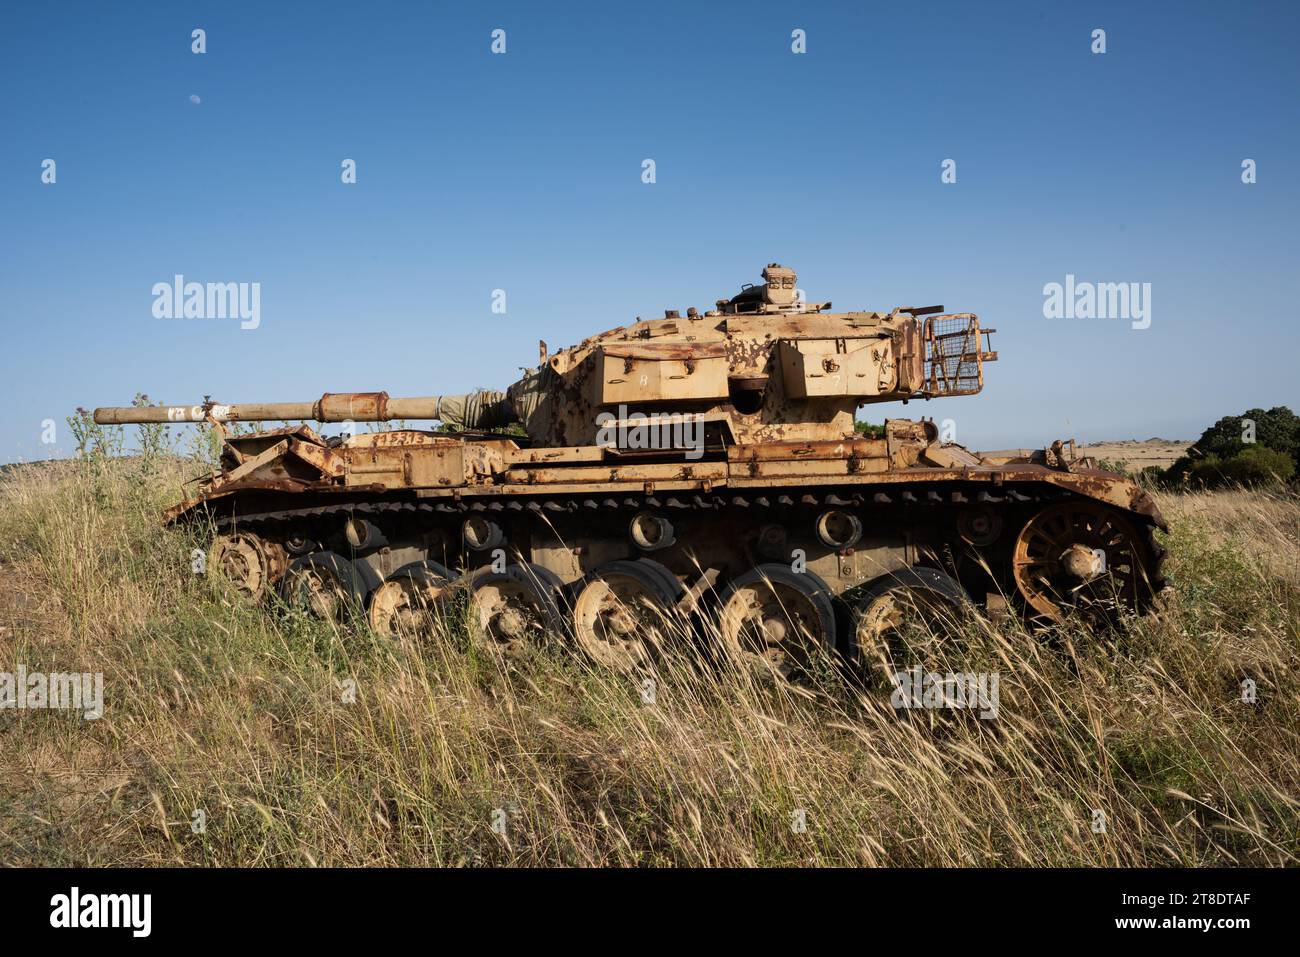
xmin=1 ymin=454 xmax=1297 ymax=866
xmin=1081 ymin=439 xmax=1191 ymax=472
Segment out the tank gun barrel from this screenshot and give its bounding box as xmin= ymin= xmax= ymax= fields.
xmin=93 ymin=392 xmax=472 ymax=426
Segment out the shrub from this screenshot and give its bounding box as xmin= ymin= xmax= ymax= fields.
xmin=1185 ymin=445 xmax=1295 ymax=489
xmin=1166 ymin=406 xmax=1300 ymax=486
xmin=854 ymin=421 xmax=885 ymax=439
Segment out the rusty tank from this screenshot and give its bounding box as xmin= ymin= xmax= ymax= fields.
xmin=94 ymin=263 xmax=1168 ymax=676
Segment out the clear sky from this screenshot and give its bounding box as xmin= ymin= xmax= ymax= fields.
xmin=2 ymin=0 xmax=1297 ymax=463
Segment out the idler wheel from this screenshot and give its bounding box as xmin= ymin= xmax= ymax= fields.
xmin=717 ymin=564 xmax=836 ymax=680
xmin=1012 ymin=501 xmax=1152 ymax=621
xmin=571 ymin=559 xmax=683 ymax=672
xmin=210 ymin=532 xmax=272 ymax=603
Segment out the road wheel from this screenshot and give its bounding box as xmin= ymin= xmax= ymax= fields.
xmin=367 ymin=561 xmax=454 ymax=639
xmin=718 ymin=564 xmax=836 ymax=679
xmin=280 ymin=551 xmax=361 ymax=622
xmin=466 ymin=563 xmax=563 ymax=656
xmin=851 ymin=567 xmax=971 ymax=683
xmin=572 ymin=559 xmax=683 ymax=672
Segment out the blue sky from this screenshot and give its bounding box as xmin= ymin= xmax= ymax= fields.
xmin=1 ymin=0 xmax=1297 ymax=462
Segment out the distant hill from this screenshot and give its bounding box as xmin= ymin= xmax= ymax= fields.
xmin=1079 ymin=439 xmax=1191 ymax=470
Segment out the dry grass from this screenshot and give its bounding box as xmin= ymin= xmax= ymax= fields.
xmin=1 ymin=456 xmax=1297 ymax=866
xmin=1082 ymin=439 xmax=1191 ymax=472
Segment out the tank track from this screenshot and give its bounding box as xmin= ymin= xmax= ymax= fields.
xmin=208 ymin=482 xmax=1169 ymax=604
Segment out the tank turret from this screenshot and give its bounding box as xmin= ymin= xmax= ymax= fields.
xmin=97 ymin=263 xmax=997 ymax=448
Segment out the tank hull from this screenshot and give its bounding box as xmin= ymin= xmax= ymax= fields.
xmin=175 ymin=421 xmax=1168 ymax=651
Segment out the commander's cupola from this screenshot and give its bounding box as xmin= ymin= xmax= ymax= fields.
xmin=712 ymin=263 xmax=831 ymax=316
